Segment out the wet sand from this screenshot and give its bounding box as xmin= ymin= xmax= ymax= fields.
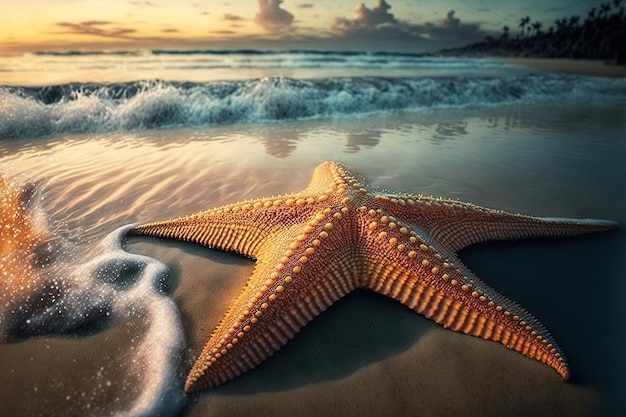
xmin=128 ymin=239 xmax=602 ymax=417
xmin=0 ymin=102 xmax=624 ymax=416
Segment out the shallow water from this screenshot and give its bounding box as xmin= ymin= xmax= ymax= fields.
xmin=0 ymin=52 xmax=524 ymax=86
xmin=0 ymin=100 xmax=625 ymax=416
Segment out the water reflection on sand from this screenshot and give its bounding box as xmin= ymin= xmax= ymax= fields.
xmin=0 ymin=101 xmax=624 ymax=417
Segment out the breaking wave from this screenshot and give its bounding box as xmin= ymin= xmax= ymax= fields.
xmin=1 ymin=74 xmax=625 ymax=139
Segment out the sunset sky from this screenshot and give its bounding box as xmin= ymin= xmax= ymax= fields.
xmin=1 ymin=0 xmax=605 ymax=55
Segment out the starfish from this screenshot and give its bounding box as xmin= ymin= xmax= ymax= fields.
xmin=131 ymin=161 xmax=617 ymax=393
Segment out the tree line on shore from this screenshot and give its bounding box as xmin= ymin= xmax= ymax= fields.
xmin=440 ymin=0 xmax=626 ymax=63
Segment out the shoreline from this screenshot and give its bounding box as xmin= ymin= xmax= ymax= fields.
xmin=494 ymin=57 xmax=626 ymax=78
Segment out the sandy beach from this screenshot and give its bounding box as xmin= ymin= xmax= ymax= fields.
xmin=2 ymin=0 xmax=625 ymax=414
xmin=1 ymin=96 xmax=625 ymax=416
xmin=1 ymin=53 xmax=625 ymax=417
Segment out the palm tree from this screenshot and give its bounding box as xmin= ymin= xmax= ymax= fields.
xmin=587 ymin=7 xmax=597 ymax=21
xmin=478 ymin=0 xmax=626 ymax=60
xmin=554 ymin=18 xmax=564 ymax=32
xmin=501 ymin=25 xmax=510 ymax=40
xmin=519 ymin=16 xmax=531 ymax=37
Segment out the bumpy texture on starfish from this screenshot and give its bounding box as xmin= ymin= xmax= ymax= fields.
xmin=131 ymin=161 xmax=617 ymax=393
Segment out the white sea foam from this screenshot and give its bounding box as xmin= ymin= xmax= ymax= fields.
xmin=2 ymin=72 xmax=625 ymax=139
xmin=87 ymin=225 xmax=185 ymax=417
xmin=1 ymin=224 xmax=185 ymax=417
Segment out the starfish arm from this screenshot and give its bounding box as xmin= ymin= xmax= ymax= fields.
xmin=184 ymin=207 xmax=360 ymax=392
xmin=131 ymin=194 xmax=323 ymax=258
xmin=306 ymin=161 xmax=366 ymax=193
xmin=359 ymin=208 xmax=570 ymax=379
xmin=375 ymin=194 xmax=618 ymax=252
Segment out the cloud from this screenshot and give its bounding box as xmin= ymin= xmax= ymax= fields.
xmin=297 ymin=3 xmax=314 ymax=9
xmin=331 ymin=2 xmax=489 ymax=50
xmin=332 ymin=0 xmax=396 ymax=31
xmin=420 ymin=10 xmax=487 ymax=42
xmin=130 ymin=1 xmax=157 ymax=6
xmin=224 ymin=14 xmax=245 ymax=21
xmin=254 ymin=0 xmax=294 ymax=34
xmin=443 ymin=10 xmax=461 ymax=29
xmin=354 ymin=0 xmax=395 ymax=27
xmin=161 ymin=28 xmax=180 ymax=33
xmin=55 ymin=21 xmax=137 ymax=39
xmin=331 ymin=0 xmax=423 ymax=46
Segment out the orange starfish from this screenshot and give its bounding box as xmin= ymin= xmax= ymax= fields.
xmin=131 ymin=161 xmax=617 ymax=393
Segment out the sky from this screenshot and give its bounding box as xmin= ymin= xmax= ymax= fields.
xmin=0 ymin=0 xmax=606 ymax=54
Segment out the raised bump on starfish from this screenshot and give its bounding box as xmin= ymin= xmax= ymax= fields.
xmin=130 ymin=161 xmax=618 ymax=393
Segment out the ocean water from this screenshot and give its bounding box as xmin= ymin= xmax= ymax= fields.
xmin=0 ymin=51 xmax=625 ymax=417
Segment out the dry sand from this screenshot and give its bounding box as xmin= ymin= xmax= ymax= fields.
xmin=497 ymin=57 xmax=626 ymax=78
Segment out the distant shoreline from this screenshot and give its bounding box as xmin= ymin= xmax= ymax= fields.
xmin=493 ymin=57 xmax=626 ymax=78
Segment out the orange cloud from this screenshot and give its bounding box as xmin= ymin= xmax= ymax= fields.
xmin=55 ymin=21 xmax=138 ymax=39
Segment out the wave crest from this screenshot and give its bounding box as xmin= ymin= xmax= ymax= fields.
xmin=1 ymin=75 xmax=624 ymax=139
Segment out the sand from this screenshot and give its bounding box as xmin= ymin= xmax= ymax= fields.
xmin=0 ymin=93 xmax=624 ymax=416
xmin=497 ymin=57 xmax=626 ymax=78
xmin=128 ymin=240 xmax=602 ymax=417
